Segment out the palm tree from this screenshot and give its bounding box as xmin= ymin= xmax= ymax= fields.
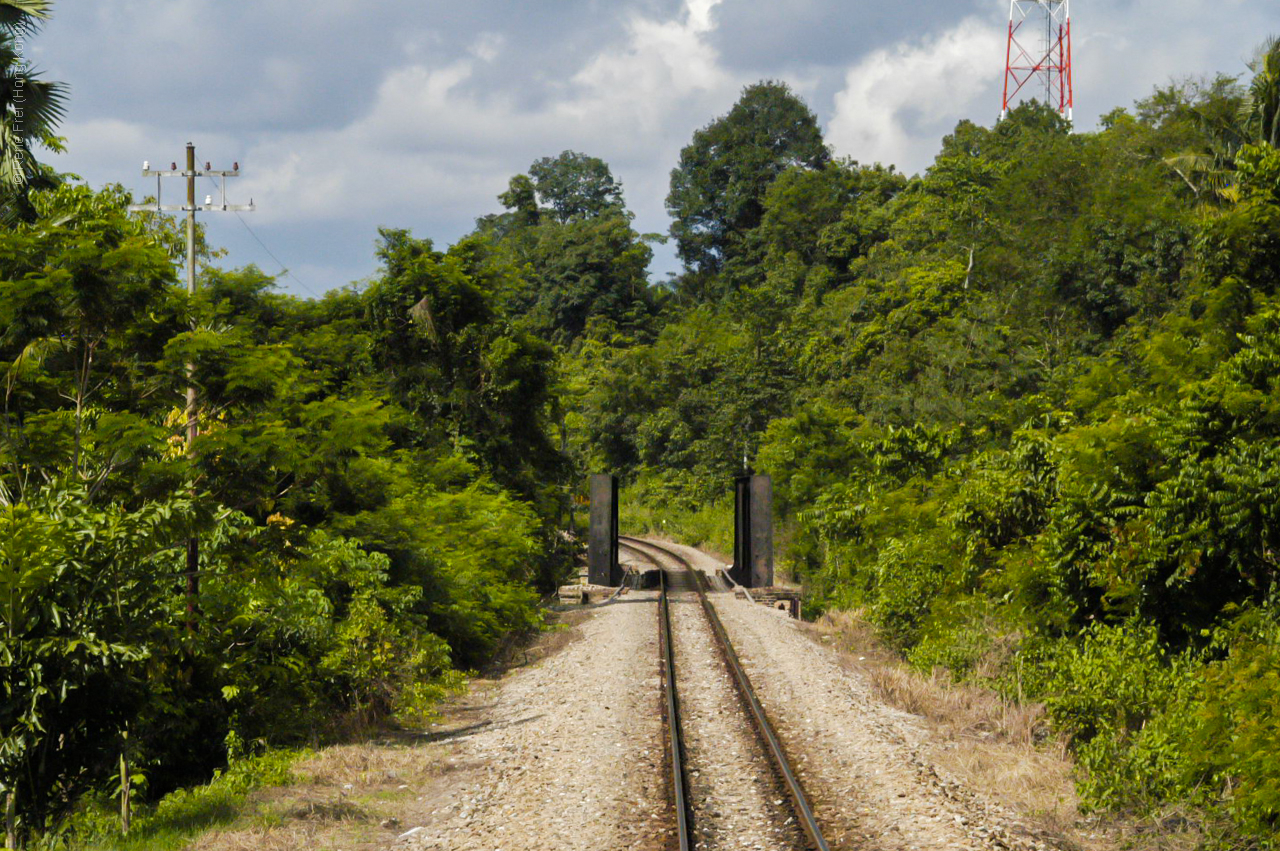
xmin=0 ymin=0 xmax=66 ymax=223
xmin=1161 ymin=105 xmax=1247 ymax=201
xmin=1243 ymin=36 xmax=1280 ymax=147
xmin=1161 ymin=39 xmax=1280 ymax=203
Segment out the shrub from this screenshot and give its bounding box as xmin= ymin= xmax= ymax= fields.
xmin=1192 ymin=631 xmax=1280 ymax=836
xmin=1029 ymin=622 xmax=1200 ymax=811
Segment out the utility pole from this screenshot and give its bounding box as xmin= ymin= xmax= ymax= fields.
xmin=129 ymin=143 xmax=253 ymax=630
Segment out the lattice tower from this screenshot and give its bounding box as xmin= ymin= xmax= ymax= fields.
xmin=1002 ymin=0 xmax=1072 ymax=121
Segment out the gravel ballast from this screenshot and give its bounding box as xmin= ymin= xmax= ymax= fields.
xmin=396 ymin=539 xmax=1066 ymax=851
xmin=399 ymin=589 xmax=668 ymax=851
xmin=665 ymin=568 xmax=806 ymax=850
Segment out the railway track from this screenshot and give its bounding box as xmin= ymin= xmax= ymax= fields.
xmin=620 ymin=536 xmax=831 ymax=851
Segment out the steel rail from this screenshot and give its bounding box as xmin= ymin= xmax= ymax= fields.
xmin=643 ymin=548 xmax=694 ymax=850
xmin=618 ymin=539 xmax=660 ymax=575
xmin=621 ymin=540 xmax=694 ymax=849
xmin=659 ymin=566 xmax=694 ymax=850
xmin=620 ymin=536 xmax=831 ymax=851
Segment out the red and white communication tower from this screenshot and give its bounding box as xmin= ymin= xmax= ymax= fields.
xmin=1001 ymin=0 xmax=1073 ymax=121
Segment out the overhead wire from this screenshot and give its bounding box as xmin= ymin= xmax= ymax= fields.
xmin=202 ymin=174 xmax=324 ymax=300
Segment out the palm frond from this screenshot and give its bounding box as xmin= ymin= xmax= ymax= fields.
xmin=10 ymin=74 xmax=67 ymax=139
xmin=4 ymin=336 xmax=65 ymax=394
xmin=1244 ymin=35 xmax=1280 ymax=146
xmin=0 ymin=1 xmax=51 ymax=36
xmin=0 ymin=51 xmax=67 ymax=207
xmin=1162 ymin=151 xmax=1237 ymax=200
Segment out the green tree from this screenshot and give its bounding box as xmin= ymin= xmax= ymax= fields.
xmin=1244 ymin=36 xmax=1280 ymax=147
xmin=0 ymin=486 xmax=208 ymax=847
xmin=477 ymin=153 xmax=657 ymax=344
xmin=751 ymin=160 xmax=905 ymax=302
xmin=365 ymin=228 xmax=564 ymax=502
xmin=528 ymin=150 xmax=624 ymax=223
xmin=0 ymin=183 xmax=180 ymax=499
xmin=525 ymin=212 xmax=654 ymax=343
xmin=667 ymin=81 xmax=829 ymax=284
xmin=493 ymin=173 xmax=539 ymax=234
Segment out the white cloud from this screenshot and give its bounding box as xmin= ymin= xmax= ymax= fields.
xmin=568 ymin=0 xmax=729 ymax=132
xmin=827 ymin=18 xmax=1004 ymax=175
xmin=236 ymin=0 xmax=738 ymax=241
xmin=470 ymin=32 xmax=504 ymax=63
xmin=61 ymin=119 xmax=151 ymax=167
xmin=61 ymin=118 xmax=238 ymax=184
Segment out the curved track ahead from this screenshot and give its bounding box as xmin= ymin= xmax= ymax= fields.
xmin=619 ymin=536 xmax=830 ymax=851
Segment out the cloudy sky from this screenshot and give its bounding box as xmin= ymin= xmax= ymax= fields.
xmin=29 ymin=0 xmax=1277 ymax=296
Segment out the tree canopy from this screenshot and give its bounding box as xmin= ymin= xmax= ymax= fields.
xmin=528 ymin=150 xmax=625 ymax=223
xmin=475 ymin=150 xmax=657 ymax=344
xmin=666 ymin=80 xmax=829 ymax=288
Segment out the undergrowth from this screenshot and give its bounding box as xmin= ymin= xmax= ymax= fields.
xmin=620 ymin=478 xmax=734 ymax=558
xmin=50 ymin=750 xmax=305 ymax=851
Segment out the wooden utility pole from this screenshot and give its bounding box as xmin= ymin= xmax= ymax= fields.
xmin=129 ymin=143 xmax=253 ymax=630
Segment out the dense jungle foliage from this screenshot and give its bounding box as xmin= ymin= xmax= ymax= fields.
xmin=7 ymin=0 xmax=1280 ymax=844
xmin=0 ymin=10 xmax=575 ymax=839
xmin=0 ymin=196 xmax=576 ymax=843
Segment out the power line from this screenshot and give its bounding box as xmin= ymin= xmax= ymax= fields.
xmin=202 ymin=174 xmax=324 ymax=299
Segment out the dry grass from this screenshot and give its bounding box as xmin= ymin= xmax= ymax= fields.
xmin=864 ymin=657 xmax=1079 ymax=823
xmin=185 ymin=744 xmax=441 ymax=851
xmin=185 ymin=806 xmax=382 ymax=851
xmin=294 ymin=741 xmax=445 ymax=788
xmin=862 ymin=661 xmax=1053 ymax=746
xmin=188 ymin=824 xmax=343 ymax=851
xmin=186 ymin=797 xmax=376 ymax=848
xmin=183 ymin=725 xmax=476 ymax=851
xmin=811 ymin=609 xmax=1099 ymax=846
xmin=809 ymin=609 xmax=1233 ymax=851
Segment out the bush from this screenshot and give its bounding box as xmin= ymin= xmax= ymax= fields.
xmin=619 ymin=475 xmax=734 ymax=556
xmin=1028 ymin=622 xmax=1200 ymax=811
xmin=868 ymin=535 xmax=951 ymax=648
xmin=1192 ymin=630 xmax=1280 ymax=836
xmin=909 ymin=596 xmax=1003 ymax=680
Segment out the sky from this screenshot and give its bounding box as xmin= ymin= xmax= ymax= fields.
xmin=28 ymin=0 xmax=1280 ymax=297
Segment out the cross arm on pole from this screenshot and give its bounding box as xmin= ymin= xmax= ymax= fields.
xmin=141 ymin=168 xmax=241 ymax=178
xmin=127 ymin=203 xmax=256 ymax=212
